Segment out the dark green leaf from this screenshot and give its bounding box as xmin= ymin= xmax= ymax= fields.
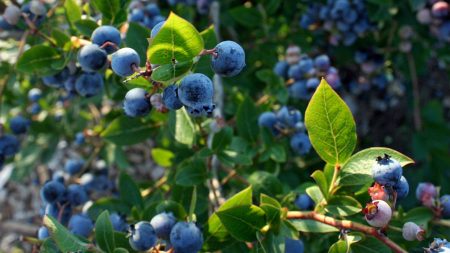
xmin=311 ymin=170 xmax=329 ymax=200
xmin=125 ymin=22 xmax=150 ymax=64
xmin=101 ymin=116 xmax=154 ymax=146
xmin=217 ymin=205 xmax=267 ymax=242
xmin=74 ymin=20 xmax=99 ymax=37
xmin=168 ymin=108 xmax=197 ymax=147
xmin=248 ymin=171 xmax=283 ymax=197
xmin=43 ymin=215 xmax=89 ymax=252
xmin=151 ymin=60 xmax=193 ymax=83
xmin=119 ymin=173 xmax=143 ymax=208
xmin=236 ymin=96 xmax=259 ymax=142
xmin=212 ymin=127 xmax=233 ymax=152
xmin=324 ymin=196 xmax=362 ymax=217
xmin=95 ymin=211 xmax=115 ymax=253
xmin=175 ymin=159 xmax=207 ymax=186
xmin=64 ymin=0 xmax=81 ymax=25
xmin=229 ymin=6 xmax=262 ymax=28
xmin=17 ymin=46 xmax=63 ymax=76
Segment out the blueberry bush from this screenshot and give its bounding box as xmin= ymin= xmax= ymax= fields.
xmin=0 ymin=1 xmax=450 ymax=253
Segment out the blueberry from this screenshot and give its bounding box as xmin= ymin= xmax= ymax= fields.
xmin=123 ymin=88 xmax=151 ymax=117
xmin=273 ymin=61 xmax=289 ymax=79
xmin=0 ymin=16 xmax=15 ymax=30
xmin=285 ymin=238 xmax=304 ymax=253
xmin=3 ymin=5 xmax=21 ymax=25
xmin=91 ymin=26 xmax=121 ymax=54
xmin=150 ymin=212 xmax=176 ymax=240
xmin=170 ymin=221 xmax=203 ymax=253
xmin=30 ymin=0 xmax=47 ymax=16
xmin=75 ymin=132 xmax=85 ymax=145
xmin=0 ymin=134 xmax=20 ymax=157
xmin=111 ymin=48 xmax=140 ymax=77
xmin=402 ymin=222 xmax=424 ymax=241
xmin=110 ymin=213 xmax=128 ymax=232
xmin=276 ymin=106 xmax=302 ymax=129
xmin=363 ymin=200 xmax=392 ymax=228
xmin=150 ymin=15 xmax=165 ymax=28
xmin=43 ymin=68 xmax=70 ymax=88
xmin=211 ymin=40 xmax=246 ymax=77
xmin=297 ymin=57 xmax=314 ymax=74
xmin=52 ymin=170 xmax=65 ymax=183
xmin=393 ymin=176 xmax=409 ymax=200
xmin=28 ymin=88 xmax=42 ymax=102
xmin=289 ymin=81 xmax=310 ymax=100
xmin=290 ymin=132 xmax=311 ymax=156
xmin=162 ymin=85 xmax=183 ymax=110
xmin=150 ymin=21 xmax=165 ymax=38
xmin=9 ymin=116 xmax=30 ymax=135
xmin=40 ymin=180 xmax=65 ymax=203
xmin=128 ymin=221 xmax=157 ymax=251
xmin=438 ymin=21 xmax=450 ymax=42
xmin=314 ymin=55 xmax=330 ymax=71
xmin=441 ymin=195 xmax=450 ymax=218
xmin=306 ymin=77 xmax=320 ymax=93
xmin=45 ymin=204 xmax=72 ymax=226
xmin=75 ymin=72 xmax=104 ymax=97
xmin=30 ymin=103 xmax=41 ymax=115
xmin=144 ymin=3 xmax=161 ymax=17
xmin=196 ymin=0 xmax=211 ymax=15
xmin=178 ymin=73 xmax=214 ymax=109
xmin=37 ymin=226 xmax=50 ymax=240
xmin=68 ymin=214 xmax=94 ymax=238
xmin=372 ymin=154 xmax=403 ymax=186
xmin=78 ymin=44 xmax=108 ymax=72
xmin=64 ymin=159 xmax=85 ymax=175
xmin=258 ymin=111 xmax=278 ymax=134
xmin=67 ymin=184 xmax=88 ymax=206
xmin=129 ymin=9 xmax=145 ymax=22
xmin=416 ymin=182 xmax=437 ymax=205
xmin=294 ymin=194 xmax=314 ymax=210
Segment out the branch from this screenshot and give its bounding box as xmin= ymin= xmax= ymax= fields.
xmin=286 ymin=211 xmax=407 ymax=253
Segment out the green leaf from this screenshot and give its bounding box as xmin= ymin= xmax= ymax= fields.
xmin=403 ymin=207 xmax=433 ymax=230
xmin=195 ymin=25 xmax=218 ymax=78
xmin=119 ymin=173 xmax=143 ymax=209
xmin=328 ymin=240 xmax=348 ymax=253
xmin=260 ymin=194 xmax=281 ymax=232
xmin=151 ymin=60 xmax=193 ymax=83
xmin=311 ymin=170 xmax=329 ymax=199
xmin=236 ymin=97 xmax=259 ymax=142
xmin=290 ymin=219 xmax=339 ymax=233
xmin=175 ymin=159 xmax=207 ymax=186
xmin=87 ymin=198 xmax=131 ymax=219
xmin=255 ymin=231 xmax=285 ymax=253
xmin=351 ymin=235 xmax=391 ymax=253
xmin=212 ymin=127 xmax=233 ymax=152
xmin=74 ymin=19 xmax=99 ymax=37
xmin=40 ymin=239 xmax=59 ymax=253
xmin=269 ymin=144 xmax=286 ymax=163
xmin=229 ymin=6 xmax=262 ymax=28
xmin=305 ymin=79 xmax=357 ymax=165
xmin=203 ymin=187 xmax=252 ymax=251
xmin=148 ymin=12 xmax=204 ymax=65
xmin=17 ymin=45 xmax=62 ymax=76
xmin=125 ymin=22 xmax=150 ymax=64
xmin=114 ymin=248 xmax=129 ymax=253
xmin=168 ymin=108 xmax=197 ymax=147
xmin=114 ymin=232 xmax=138 ymax=253
xmin=95 ymin=211 xmax=115 ymax=253
xmin=101 ymin=116 xmax=154 ymax=146
xmin=91 ymin=0 xmax=126 ymax=25
xmin=306 ymin=185 xmax=323 ymax=206
xmin=43 ymin=215 xmax=89 ymax=252
xmin=337 ymin=147 xmax=415 ymax=191
xmin=151 ymin=148 xmax=174 ymax=167
xmin=324 ymin=196 xmax=362 ymax=217
xmin=217 ymin=205 xmax=267 ymax=242
xmin=51 ymin=29 xmax=70 ymax=48
xmin=248 ymin=171 xmax=283 ymax=197
xmin=64 ymin=0 xmax=81 ymax=25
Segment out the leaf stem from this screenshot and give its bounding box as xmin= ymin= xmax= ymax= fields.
xmin=286 ymin=211 xmax=407 ymax=253
xmin=328 ymin=164 xmax=340 ymax=195
xmin=432 ymin=219 xmax=450 ymax=227
xmin=188 ymin=186 xmax=197 ymax=222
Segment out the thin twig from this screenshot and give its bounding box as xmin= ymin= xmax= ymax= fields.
xmin=287 ymin=211 xmax=408 ymax=253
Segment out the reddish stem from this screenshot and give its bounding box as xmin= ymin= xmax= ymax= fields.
xmin=199 ymin=48 xmax=218 ymax=58
xmin=286 ymin=211 xmax=408 ymax=253
xmin=100 ymin=41 xmax=119 ymax=51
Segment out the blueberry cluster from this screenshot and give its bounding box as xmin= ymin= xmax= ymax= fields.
xmin=370 ymin=154 xmax=409 ymax=199
xmin=299 ymin=0 xmax=373 ymax=46
xmin=416 ymin=0 xmax=450 ymax=42
xmin=0 ymin=115 xmax=31 ymax=170
xmin=167 ymin=0 xmax=212 ymax=15
xmin=128 ymin=213 xmax=203 ymax=252
xmin=128 ymin=1 xmax=165 ymax=30
xmin=258 ymin=106 xmax=312 ymax=156
xmin=415 ymin=182 xmax=450 ymax=218
xmin=273 ymin=45 xmax=341 ymax=100
xmin=122 ymin=40 xmax=245 ymax=118
xmin=0 ymin=1 xmax=46 ymax=31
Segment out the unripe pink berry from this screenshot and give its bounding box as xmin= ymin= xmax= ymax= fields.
xmin=416 ymin=182 xmax=437 ymax=208
xmin=417 ymin=9 xmax=432 ymax=24
xmin=368 ymin=183 xmax=389 ymax=201
xmin=364 ymin=200 xmax=392 ymax=227
xmin=432 ymin=1 xmax=449 ymax=18
xmin=402 ymin=222 xmax=425 ymax=241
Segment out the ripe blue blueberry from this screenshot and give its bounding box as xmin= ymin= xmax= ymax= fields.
xmin=178 ymin=73 xmax=214 ymax=110
xmin=37 ymin=226 xmax=49 ymax=240
xmin=0 ymin=16 xmax=14 ymax=30
xmin=111 ymin=48 xmax=140 ymax=77
xmin=75 ymin=132 xmax=85 ymax=145
xmin=0 ymin=134 xmax=20 ymax=157
xmin=393 ymin=176 xmax=409 ymax=200
xmin=44 ymin=203 xmax=72 ymax=226
xmin=258 ymin=111 xmax=278 ymax=135
xmin=314 ymin=55 xmax=330 ymax=71
xmin=30 ymin=103 xmax=41 ymax=115
xmin=10 ymin=116 xmax=30 ymax=135
xmin=40 ymin=180 xmax=65 ymax=203
xmin=68 ymin=214 xmax=94 ymax=238
xmin=285 ymin=238 xmax=304 ymax=253
xmin=67 ymin=184 xmax=88 ymax=206
xmin=28 ymin=88 xmax=42 ymax=102
xmin=145 ymin=3 xmax=161 ymax=17
xmin=170 ymin=221 xmax=203 ymax=253
xmin=372 ymin=154 xmax=402 ymax=186
xmin=150 ymin=212 xmax=176 ymax=240
xmin=211 ymin=40 xmax=246 ymax=77
xmin=162 ymin=85 xmax=183 ymax=110
xmin=64 ymin=159 xmax=85 ymax=175
xmin=306 ymin=77 xmax=320 ymax=93
xmin=273 ymin=61 xmax=289 ymax=79
xmin=110 ymin=213 xmax=128 ymax=232
xmin=42 ymin=68 xmax=70 ymax=88
xmin=294 ymin=193 xmax=314 ymax=210
xmin=64 ymin=75 xmax=78 ymax=94
xmin=129 ymin=9 xmax=145 ymax=22
xmin=78 ymin=44 xmax=108 ymax=72
xmin=441 ymin=195 xmax=450 ymax=218
xmin=75 ymin=72 xmax=104 ymax=97
xmin=289 ymin=81 xmax=310 ymax=100
xmin=276 ymin=106 xmax=302 ymax=129
xmin=151 ymin=21 xmax=165 ymax=38
xmin=129 ymin=221 xmax=157 ymax=251
xmin=91 ymin=26 xmax=121 ymax=54
xmin=123 ymin=88 xmax=151 ymax=117
xmin=290 ymin=132 xmax=311 ymax=156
